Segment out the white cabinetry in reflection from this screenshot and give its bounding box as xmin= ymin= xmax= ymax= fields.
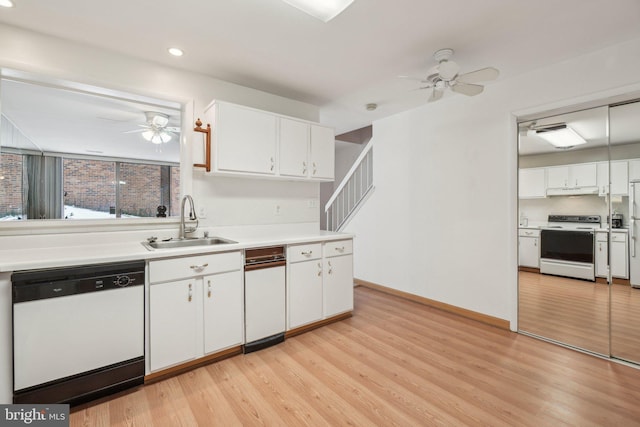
xmin=519 ymin=168 xmax=546 ymax=198
xmin=518 ymin=229 xmax=540 ymax=268
xmin=547 ymin=163 xmax=597 ymax=189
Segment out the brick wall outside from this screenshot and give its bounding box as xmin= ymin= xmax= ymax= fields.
xmin=63 ymin=158 xmax=116 ymax=213
xmin=0 ymin=153 xmax=23 ymax=217
xmin=2 ymin=156 xmax=179 ymax=218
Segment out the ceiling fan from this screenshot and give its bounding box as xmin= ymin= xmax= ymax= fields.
xmin=126 ymin=111 xmax=180 ymax=144
xmin=417 ymin=48 xmax=499 ymax=102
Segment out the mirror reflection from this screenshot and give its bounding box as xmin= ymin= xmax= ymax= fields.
xmin=0 ymin=78 xmax=181 ymax=220
xmin=518 ymin=106 xmax=610 ymax=355
xmin=518 ymin=100 xmax=640 ymax=365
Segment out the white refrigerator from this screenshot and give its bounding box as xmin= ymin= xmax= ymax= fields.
xmin=629 ymin=180 xmax=640 ymax=288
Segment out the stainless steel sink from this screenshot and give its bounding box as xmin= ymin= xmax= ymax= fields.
xmin=142 ymin=236 xmax=237 ymax=250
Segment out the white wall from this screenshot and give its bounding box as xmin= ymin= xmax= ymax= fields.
xmin=0 ymin=24 xmax=321 ymax=229
xmin=344 ymin=36 xmax=640 ymax=328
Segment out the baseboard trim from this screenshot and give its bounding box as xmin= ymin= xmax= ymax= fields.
xmin=354 ymin=278 xmax=510 ymax=330
xmin=285 ymin=312 xmax=353 ymax=339
xmin=518 ymin=267 xmax=540 ymax=273
xmin=144 ymin=346 xmax=243 ymax=384
xmin=613 ymin=277 xmax=631 ymax=286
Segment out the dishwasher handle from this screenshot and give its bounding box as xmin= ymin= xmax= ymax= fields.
xmin=244 ymin=259 xmax=286 ymax=272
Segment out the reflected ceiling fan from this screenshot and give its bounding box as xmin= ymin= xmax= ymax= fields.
xmin=415 ymin=48 xmax=499 ymax=102
xmin=126 ymin=112 xmax=180 ymax=144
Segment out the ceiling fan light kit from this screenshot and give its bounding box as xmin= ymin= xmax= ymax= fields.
xmin=281 ymin=0 xmax=354 ymax=22
xmin=126 ymin=111 xmax=179 ymax=144
xmin=417 ymin=48 xmax=499 ymax=102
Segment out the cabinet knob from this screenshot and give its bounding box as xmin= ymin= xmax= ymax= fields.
xmin=335 ymin=246 xmax=345 ymax=252
xmin=317 ymin=262 xmax=322 ymax=276
xmin=270 ymin=157 xmax=275 ymax=171
xmin=190 ymin=263 xmax=209 ymax=271
xmin=207 ymin=280 xmax=212 ymax=298
xmin=303 ymin=161 xmax=307 ymax=174
xmin=301 ymin=250 xmax=313 ymax=256
xmin=188 ymin=283 xmax=193 ymax=302
xmin=328 ymin=260 xmax=332 ymax=275
xmin=313 ymin=162 xmax=317 ymax=175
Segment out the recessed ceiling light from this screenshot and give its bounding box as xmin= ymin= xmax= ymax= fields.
xmin=0 ymin=0 xmax=15 ymax=8
xmin=168 ymin=47 xmax=184 ymax=57
xmin=282 ymin=0 xmax=354 ymax=22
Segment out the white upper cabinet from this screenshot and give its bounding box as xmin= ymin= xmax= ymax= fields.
xmin=547 ymin=164 xmax=597 ymax=189
xmin=279 ymin=117 xmax=310 ymax=178
xmin=598 ymin=160 xmax=628 ymax=196
xmin=213 ymin=102 xmax=277 ymax=175
xmin=206 ymin=100 xmax=334 ymax=182
xmin=519 ymin=168 xmax=546 ymax=198
xmin=611 ymin=161 xmax=629 ymax=195
xmin=310 ymin=125 xmax=335 ymax=180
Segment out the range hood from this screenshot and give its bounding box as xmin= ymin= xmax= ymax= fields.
xmin=546 ymin=186 xmax=599 ymax=196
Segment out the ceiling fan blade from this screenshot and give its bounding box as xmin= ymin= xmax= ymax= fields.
xmin=451 ymin=82 xmax=484 ymax=96
xmin=456 ymin=67 xmax=499 ymax=84
xmin=428 ymin=88 xmax=444 ymax=102
xmin=438 ymin=60 xmax=460 ymax=80
xmin=165 ymin=126 xmax=181 ymax=133
xmin=123 ymin=129 xmax=147 ymax=134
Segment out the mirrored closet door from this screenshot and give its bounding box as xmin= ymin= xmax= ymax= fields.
xmin=518 ymin=106 xmax=610 ymax=355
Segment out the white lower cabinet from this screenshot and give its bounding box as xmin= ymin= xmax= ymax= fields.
xmin=149 ymin=251 xmax=243 ymax=372
xmin=323 ymin=240 xmax=354 ymax=318
xmin=518 ymin=229 xmax=540 ymax=268
xmin=287 ymin=243 xmax=323 ymax=330
xmin=203 ymin=270 xmax=244 ymax=354
xmin=611 ymin=232 xmax=628 ymax=279
xmin=595 ymin=232 xmax=608 ymax=278
xmin=594 ymin=231 xmax=628 ymax=280
xmin=149 ymin=279 xmax=199 ymax=372
xmin=287 ymin=239 xmax=354 ymax=330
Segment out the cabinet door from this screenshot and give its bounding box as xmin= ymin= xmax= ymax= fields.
xmin=546 ymin=166 xmax=569 ymax=188
xmin=203 ymin=270 xmax=244 ymax=354
xmin=519 ymin=168 xmax=546 ymax=198
xmin=216 ymin=103 xmax=277 ymax=175
xmin=611 ymin=161 xmax=629 ymax=195
xmin=611 ymin=234 xmax=628 ymax=279
xmin=279 ymin=118 xmax=309 ymax=178
xmin=518 ymin=236 xmax=539 ymax=268
xmin=595 ymin=235 xmax=608 ymax=278
xmin=323 ymin=254 xmax=354 ymax=318
xmin=150 ymin=279 xmax=199 ymax=371
xmin=571 ymin=163 xmax=597 ymax=187
xmin=310 ymin=125 xmax=335 ymax=180
xmin=288 ymin=260 xmax=323 ymax=329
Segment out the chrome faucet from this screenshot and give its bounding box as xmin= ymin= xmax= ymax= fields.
xmin=179 ymin=195 xmax=198 ymax=239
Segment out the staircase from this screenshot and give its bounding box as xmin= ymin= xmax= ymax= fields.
xmin=325 ymin=139 xmax=374 ymax=231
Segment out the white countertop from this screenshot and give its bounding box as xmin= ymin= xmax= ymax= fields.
xmin=0 ymin=225 xmax=353 ymax=272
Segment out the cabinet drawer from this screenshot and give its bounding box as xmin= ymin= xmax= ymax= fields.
xmin=596 ymin=232 xmax=608 ymax=242
xmin=518 ymin=229 xmax=540 ymax=238
xmin=324 ymin=239 xmax=353 ymax=257
xmin=611 ymin=232 xmax=627 ymax=243
xmin=288 ymin=243 xmax=322 ymax=263
xmin=149 ymin=251 xmax=242 ymax=283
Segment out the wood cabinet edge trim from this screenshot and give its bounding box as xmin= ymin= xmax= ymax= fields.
xmin=285 ymin=312 xmax=353 ymax=339
xmin=354 ymin=278 xmax=510 ymax=331
xmin=144 ymin=345 xmax=242 ymax=384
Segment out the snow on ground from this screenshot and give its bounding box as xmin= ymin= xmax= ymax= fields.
xmin=0 ymin=205 xmax=140 ymax=220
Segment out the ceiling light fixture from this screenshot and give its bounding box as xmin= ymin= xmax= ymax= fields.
xmin=535 ymin=124 xmax=587 ymax=149
xmin=168 ymin=47 xmax=184 ymax=57
xmin=0 ymin=0 xmax=14 ymax=8
xmin=142 ymin=129 xmax=172 ymax=144
xmin=281 ymin=0 xmax=354 ymax=22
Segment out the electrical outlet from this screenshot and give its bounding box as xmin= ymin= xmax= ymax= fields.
xmin=275 ymin=205 xmax=281 ymax=216
xmin=199 ymin=207 xmax=207 ymax=219
xmin=308 ymin=199 xmax=318 ymax=208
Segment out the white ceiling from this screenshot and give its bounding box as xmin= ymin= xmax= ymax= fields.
xmin=1 ymin=0 xmax=640 ymax=135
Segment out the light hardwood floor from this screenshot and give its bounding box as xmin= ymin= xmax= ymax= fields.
xmin=71 ymin=286 xmax=640 ymax=426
